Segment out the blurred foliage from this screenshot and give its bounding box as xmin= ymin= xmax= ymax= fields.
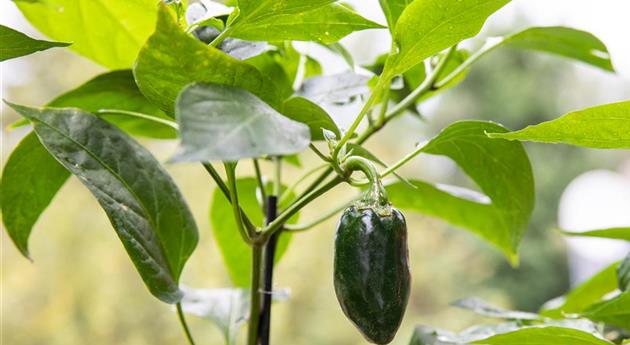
xmin=2 ymin=23 xmax=630 ymax=345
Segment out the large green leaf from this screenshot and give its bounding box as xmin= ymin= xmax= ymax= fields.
xmin=1 ymin=70 xmax=173 ymax=257
xmin=560 ymin=227 xmax=630 ymax=242
xmin=236 ymin=0 xmax=334 ymax=16
xmin=8 ymin=103 xmax=199 ymax=303
xmin=0 ymin=132 xmax=70 ymax=257
xmin=281 ymin=96 xmax=340 ymax=141
xmin=229 ymin=3 xmax=384 ymax=44
xmin=134 ymin=4 xmax=281 ymax=115
xmin=488 ymin=101 xmax=630 ymax=149
xmin=48 ymin=70 xmax=176 ymax=139
xmin=384 ymin=0 xmax=510 ymax=76
xmin=542 ymin=262 xmax=620 ymax=318
xmin=210 ymin=178 xmax=297 ymax=287
xmin=386 ymin=121 xmax=534 ymax=263
xmin=620 ymin=254 xmax=630 ymax=292
xmin=16 ymin=0 xmax=157 ymax=69
xmin=171 ymin=83 xmax=310 ymax=162
xmin=0 ymin=24 xmax=70 ymax=61
xmin=473 ymin=326 xmax=614 ymax=345
xmin=584 ymin=291 xmax=630 ymax=330
xmin=502 ymin=27 xmax=614 ymax=72
xmin=378 ymin=0 xmax=413 ymax=31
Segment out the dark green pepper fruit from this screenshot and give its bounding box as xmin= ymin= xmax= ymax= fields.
xmin=333 ymin=163 xmax=411 ymax=344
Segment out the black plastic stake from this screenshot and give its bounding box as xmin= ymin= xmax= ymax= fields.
xmin=259 ymin=195 xmax=278 ymax=345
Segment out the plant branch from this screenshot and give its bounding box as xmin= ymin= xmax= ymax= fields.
xmin=203 ymin=163 xmax=257 ymax=234
xmin=284 ymin=196 xmax=358 ymax=232
xmin=253 ymin=159 xmax=267 ymax=212
xmin=433 ymin=37 xmax=503 ymax=89
xmin=262 ymin=177 xmax=343 ymax=240
xmin=225 ymin=163 xmax=255 ymax=244
xmin=96 ymin=109 xmax=179 ymax=130
xmin=379 ymin=143 xmax=426 ymax=178
xmin=279 ymin=164 xmax=328 ymax=204
xmin=309 ymin=143 xmax=331 ymax=162
xmin=385 ymin=46 xmax=456 ymax=120
xmin=176 ymin=303 xmax=196 ymax=345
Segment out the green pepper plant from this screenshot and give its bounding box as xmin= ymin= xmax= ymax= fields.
xmin=2 ymin=0 xmax=630 ymax=344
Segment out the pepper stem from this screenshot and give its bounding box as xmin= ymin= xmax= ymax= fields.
xmin=341 ymin=156 xmax=392 ymax=216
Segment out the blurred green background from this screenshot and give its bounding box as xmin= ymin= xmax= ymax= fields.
xmin=2 ymin=1 xmax=630 ymax=345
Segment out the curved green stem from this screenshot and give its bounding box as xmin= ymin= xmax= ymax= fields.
xmin=203 ymin=163 xmax=257 ymax=234
xmin=96 ymin=109 xmax=179 ymax=130
xmin=385 ymin=46 xmax=456 ymax=119
xmin=433 ymin=38 xmax=503 ymax=89
xmin=225 ymin=163 xmax=255 ymax=244
xmin=280 ymin=164 xmax=329 ymax=204
xmin=262 ymin=177 xmax=343 ymax=240
xmin=284 ymin=196 xmax=358 ymax=232
xmin=379 ymin=143 xmax=425 ymax=178
xmin=176 ymin=303 xmax=196 ymax=345
xmin=253 ymin=159 xmax=267 ymax=212
xmin=209 ymin=27 xmax=232 ymax=47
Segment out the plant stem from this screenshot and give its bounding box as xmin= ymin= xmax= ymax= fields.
xmin=279 ymin=164 xmax=328 ymax=204
xmin=247 ymin=244 xmax=263 ymax=345
xmin=433 ymin=38 xmax=503 ymax=89
xmin=262 ymin=177 xmax=343 ymax=240
xmin=96 ymin=109 xmax=179 ymax=130
xmin=309 ymin=143 xmax=331 ymax=162
xmin=225 ymin=163 xmax=254 ymax=244
xmin=253 ymin=159 xmax=267 ymax=212
xmin=209 ymin=27 xmax=232 ymax=47
xmin=379 ymin=143 xmax=425 ymax=178
xmin=385 ymin=46 xmax=456 ymax=120
xmin=176 ymin=303 xmax=196 ymax=345
xmin=284 ymin=196 xmax=358 ymax=232
xmin=203 ymin=163 xmax=257 ymax=235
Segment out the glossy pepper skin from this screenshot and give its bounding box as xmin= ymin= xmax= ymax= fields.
xmin=334 ymin=205 xmax=411 ymax=344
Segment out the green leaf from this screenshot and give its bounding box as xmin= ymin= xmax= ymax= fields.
xmin=451 ymin=297 xmax=540 ymax=321
xmin=0 ymin=132 xmax=70 ymax=257
xmin=281 ymin=97 xmax=340 ymax=141
xmin=48 ymin=70 xmax=176 ymax=139
xmin=386 ymin=121 xmax=534 ymax=263
xmin=619 ymin=254 xmax=630 ymax=292
xmin=473 ymin=326 xmax=614 ymax=345
xmin=584 ymin=291 xmax=630 ymax=330
xmin=236 ymin=0 xmax=335 ymax=17
xmin=378 ymin=0 xmax=413 ymax=31
xmin=409 ymin=320 xmax=605 ymax=345
xmin=542 ymin=262 xmax=620 ymax=318
xmin=298 ymin=72 xmax=371 ymax=104
xmin=488 ymin=101 xmax=630 ymax=149
xmin=245 ymin=50 xmax=297 ymax=100
xmin=8 ymin=103 xmax=199 ymax=303
xmin=560 ymin=227 xmax=630 ymax=241
xmin=385 ymin=0 xmax=510 ymax=76
xmin=0 ymin=24 xmax=70 ymax=61
xmin=15 ymin=0 xmax=157 ymax=69
xmin=210 ymin=178 xmax=298 ymax=287
xmin=503 ymin=27 xmax=614 ymax=72
xmin=134 ymin=4 xmax=281 ymax=115
xmin=230 ymin=3 xmax=384 ymax=44
xmin=171 ymin=83 xmax=310 ymax=162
